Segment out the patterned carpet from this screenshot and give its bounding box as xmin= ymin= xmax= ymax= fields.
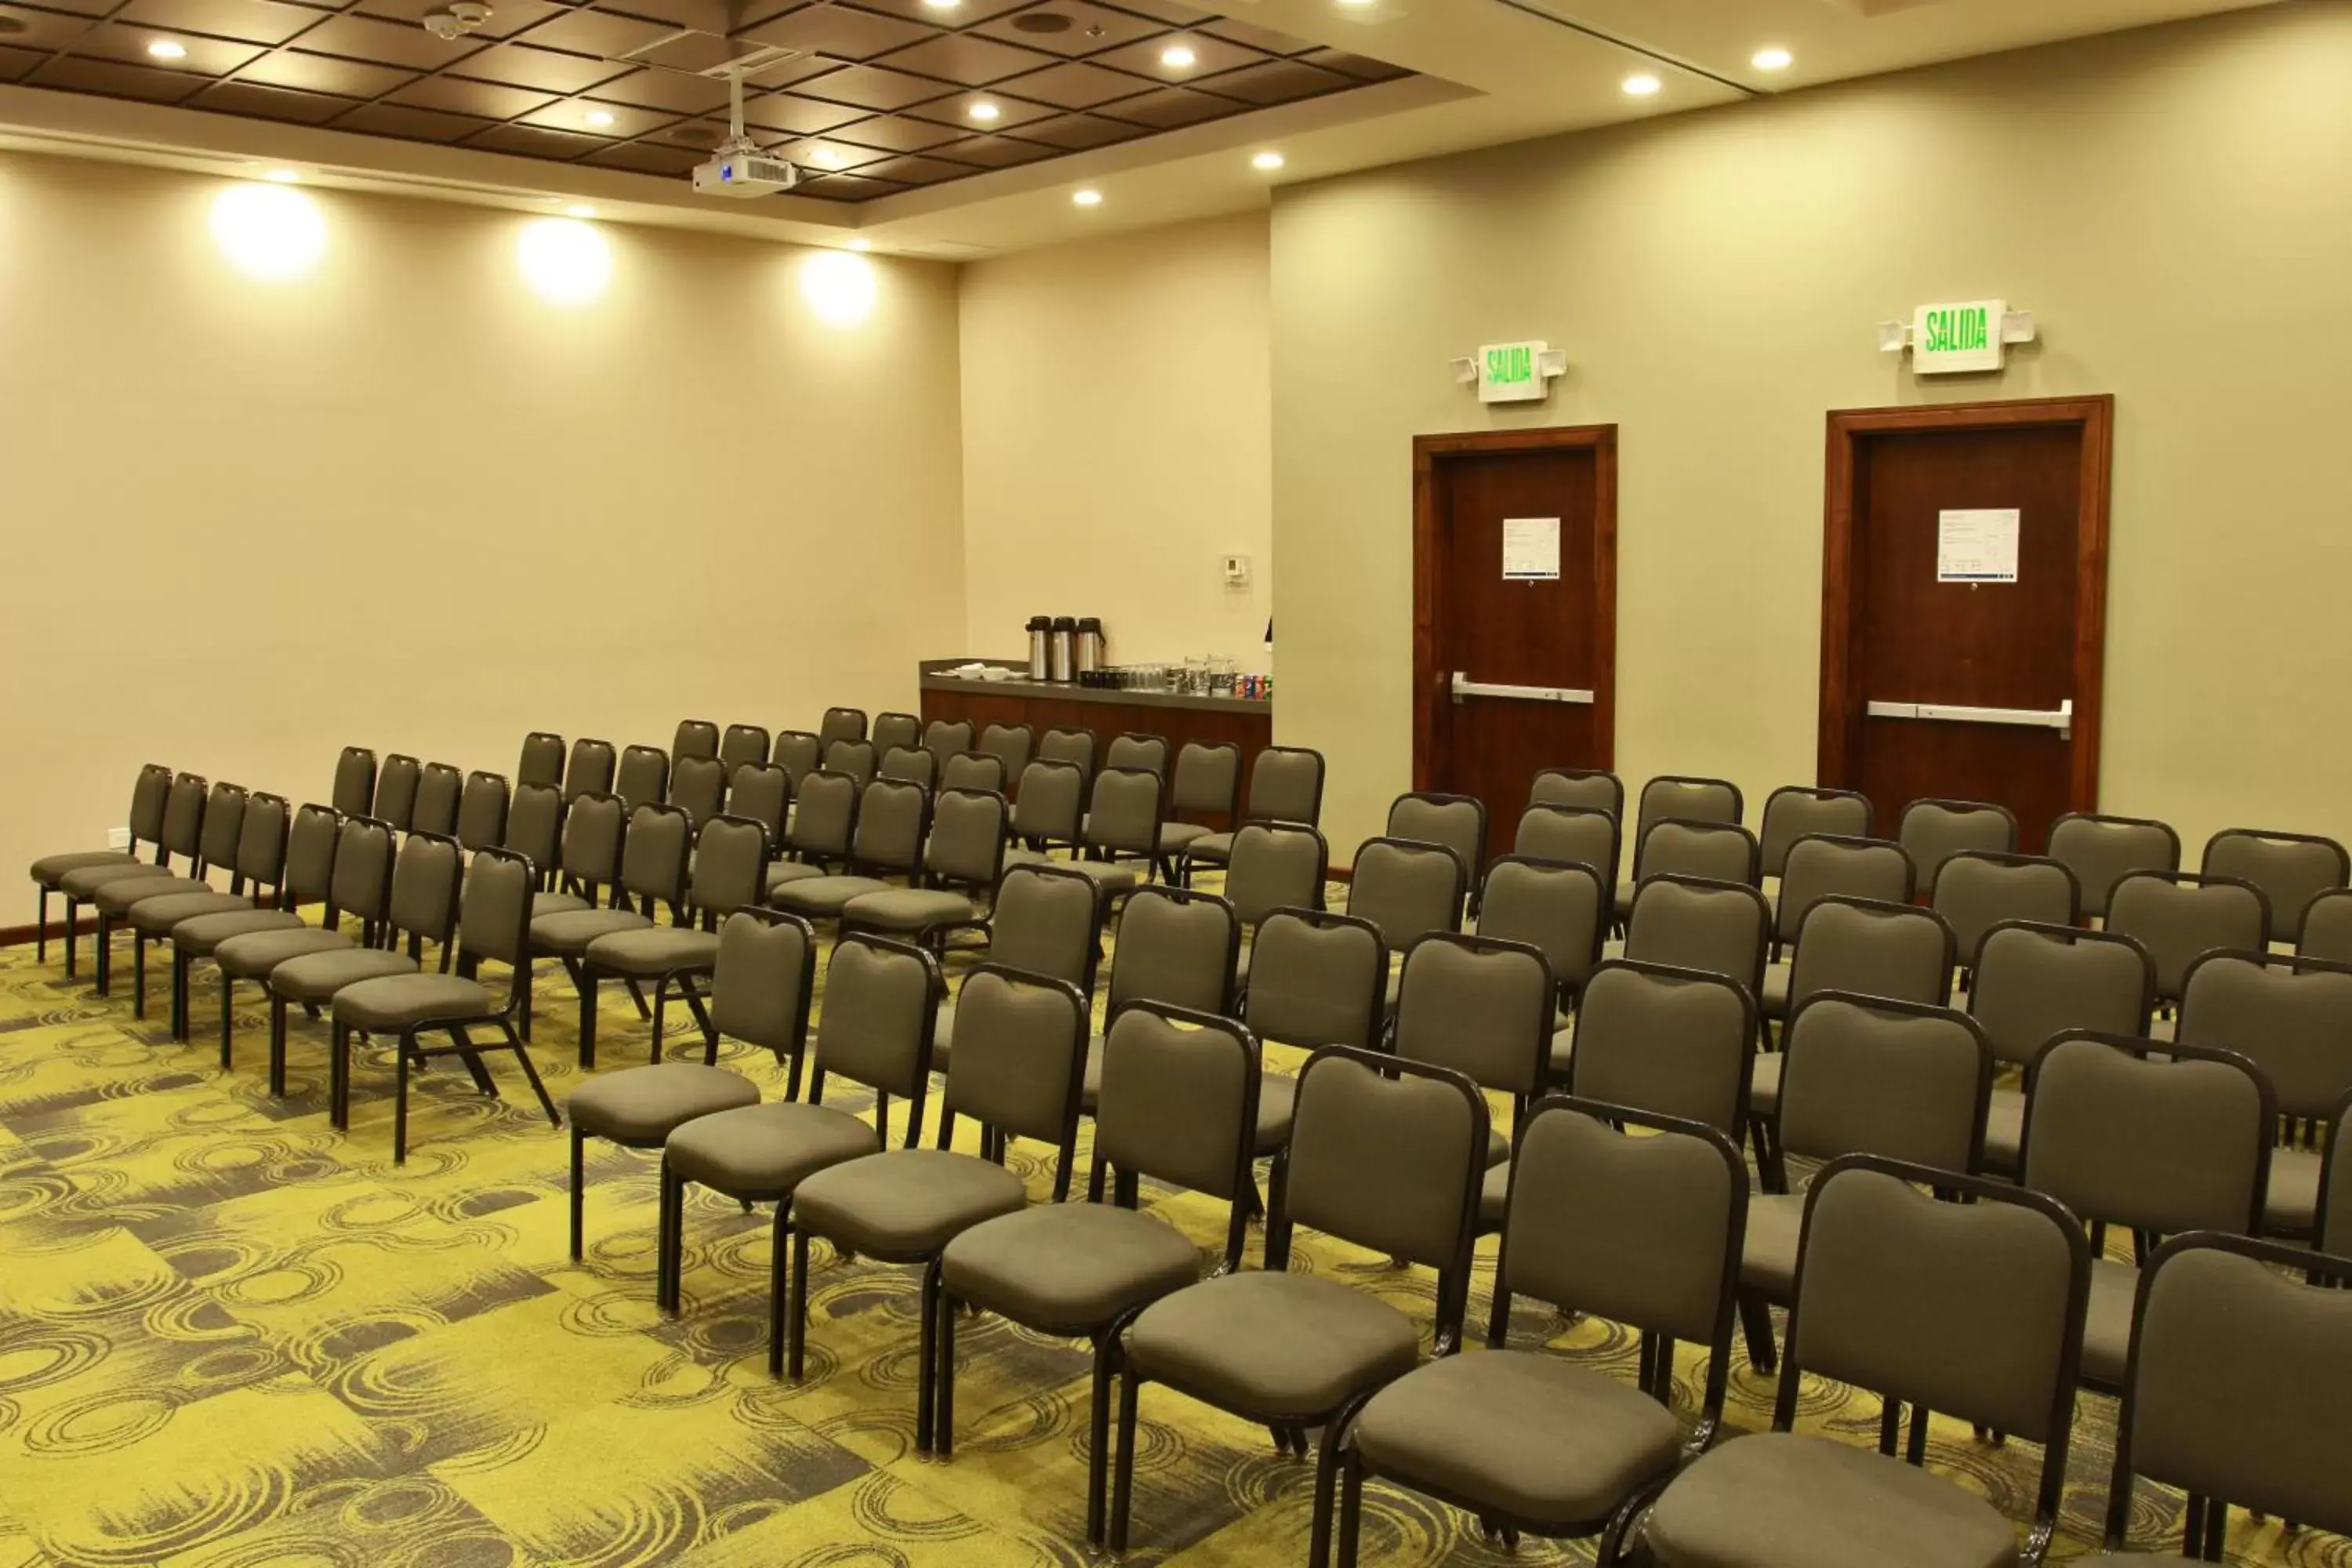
xmin=0 ymin=887 xmax=2341 ymax=1568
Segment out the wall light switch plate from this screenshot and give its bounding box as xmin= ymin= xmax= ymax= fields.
xmin=1221 ymin=554 xmax=1251 ymax=587
xmin=107 ymin=828 xmax=132 ymax=850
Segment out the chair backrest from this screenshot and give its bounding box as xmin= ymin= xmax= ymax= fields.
xmin=1969 ymin=920 xmax=2154 ymax=1069
xmin=328 ymin=815 xmax=397 ymax=925
xmin=672 ymin=718 xmax=719 ymax=761
xmin=516 ymin=732 xmax=564 ymax=791
xmin=1105 ymin=732 xmax=1168 ymax=777
xmin=1168 ymin=742 xmax=1242 ymax=820
xmin=941 ymin=967 xmax=1090 ymax=1187
xmin=1243 ymin=908 xmax=1385 ymax=1050
xmin=1622 ymin=875 xmax=1770 ymax=1000
xmin=615 ymin=745 xmax=670 ymax=812
xmin=1084 ymin=767 xmax=1163 ymax=858
xmin=456 ymin=847 xmax=535 ymax=971
xmin=670 ymin=755 xmax=728 ymax=829
xmin=1784 ymin=896 xmax=1956 ymax=1014
xmin=1108 ymin=886 xmax=1237 ymax=1016
xmin=810 ymin=934 xmax=940 ymax=1117
xmin=709 ymin=908 xmax=815 ymax=1061
xmin=2107 ymin=871 xmax=2270 ymax=1004
xmin=233 ymin=792 xmax=291 ymax=889
xmin=386 ymin=831 xmax=463 ymax=943
xmin=564 ymin=738 xmax=615 ymax=801
xmin=1393 ymin=934 xmax=1554 ymax=1097
xmin=872 ymin=712 xmax=921 ymax=753
xmin=818 ymin=707 xmax=868 ymax=748
xmin=2302 ymin=887 xmax=2352 ymax=965
xmin=404 ymin=763 xmax=455 ymax=839
xmin=771 ymin=731 xmax=822 ymax=786
xmin=124 ymin=762 xmax=174 ymax=848
xmin=1565 ymin=959 xmax=1756 ymax=1138
xmin=1011 ymin=760 xmax=1085 ymax=845
xmin=374 ymin=755 xmax=420 ymax=834
xmin=1635 ymin=775 xmax=1741 ymax=841
xmin=1244 ymin=746 xmax=1326 ymax=827
xmin=1758 ymin=786 xmax=1874 ymax=879
xmin=787 ymin=771 xmax=860 ymax=862
xmin=1529 ymin=766 xmax=1622 ymax=820
xmin=726 ymin=763 xmax=789 ymax=847
xmin=719 ymin=723 xmax=771 ymax=775
xmin=2327 ymin=1098 xmax=2352 ymax=1257
xmin=332 ymin=746 xmax=376 ymax=820
xmin=690 ymin=815 xmax=771 ymax=920
xmin=849 ymin=778 xmax=930 ymax=875
xmin=558 ymin=792 xmax=626 ymax=887
xmin=2203 ymin=826 xmax=2352 ymax=947
xmin=879 ymin=746 xmax=936 ymax=789
xmin=1777 ymin=993 xmax=1991 ymax=1173
xmin=1385 ymin=792 xmax=1486 ymax=886
xmin=2106 ymin=1234 xmax=2352 ymax=1548
xmin=1477 ymin=855 xmax=1607 ymax=996
xmin=1037 ymin=728 xmax=1096 ymax=787
xmin=922 ymin=719 xmax=976 ymax=765
xmin=2178 ymin=949 xmax=2352 ymax=1120
xmin=196 ymin=781 xmax=247 ymax=873
xmin=619 ymin=803 xmax=692 ymax=904
xmin=1276 ymin=1049 xmax=1486 ymax=1287
xmin=1224 ymin=823 xmax=1328 ymax=927
xmin=1344 ymin=837 xmax=1467 ymax=949
xmin=978 ymin=724 xmax=1033 ymax=782
xmin=1513 ymin=804 xmax=1619 ymax=891
xmin=503 ymin=782 xmax=564 ymax=884
xmin=2048 ymin=811 xmax=2180 ymax=920
xmin=1775 ymin=833 xmax=1915 ymax=946
xmin=282 ymin=803 xmax=341 ymax=905
xmin=986 ymin=863 xmax=1102 ymax=993
xmin=2019 ymin=1032 xmax=2270 ymax=1240
xmin=1098 ymin=1003 xmax=1261 ymax=1223
xmin=924 ymin=789 xmax=1008 ymax=891
xmin=1780 ymin=1156 xmax=2086 ymax=1477
xmin=940 ymin=753 xmax=1006 ymax=796
xmin=1933 ymin=851 xmax=2080 ymax=968
xmin=154 ymin=771 xmax=209 ymax=863
xmin=1896 ymin=797 xmax=2020 ymax=894
xmin=1634 ymin=818 xmax=1760 ymax=887
xmin=825 ymin=739 xmax=877 ymax=787
xmin=456 ymin=771 xmax=510 ymax=854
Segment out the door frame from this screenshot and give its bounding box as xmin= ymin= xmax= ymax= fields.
xmin=1410 ymin=424 xmax=1620 ymax=790
xmin=1817 ymin=393 xmax=2114 ymax=814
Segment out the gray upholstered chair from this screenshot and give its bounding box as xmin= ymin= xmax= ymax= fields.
xmin=329 ymin=847 xmax=561 ymax=1162
xmin=823 ymin=739 xmax=877 ymax=787
xmin=530 ymin=791 xmax=627 ymax=919
xmin=921 ymin=719 xmax=975 ymax=771
xmin=786 ymin=965 xmax=1091 ymax=1443
xmin=332 ymin=745 xmax=377 ymax=818
xmin=1529 ymin=765 xmax=1622 ymax=819
xmin=174 ymin=800 xmax=339 ymax=1058
xmin=660 ymin=933 xmax=935 ymax=1374
xmin=615 ymin=744 xmax=670 ymax=812
xmin=1178 ymin=744 xmax=1325 ymax=881
xmin=1058 ymin=767 xmax=1164 ymax=904
xmin=125 ymin=790 xmax=289 ymax=1029
xmin=1640 ymin=1155 xmax=2086 ymax=1568
xmin=1479 ymin=855 xmax=1607 ymax=1022
xmin=2201 ymin=826 xmax=2350 ymax=947
xmin=93 ymin=780 xmax=255 ymax=998
xmin=1224 ymin=823 xmax=1329 ymax=941
xmin=768 ymin=778 xmax=931 ymax=926
xmin=1512 ymin=803 xmax=1620 ymax=892
xmin=1757 ymin=785 xmax=1873 ymax=881
xmin=2107 ymin=871 xmax=2268 ymax=1008
xmin=1386 ymin=792 xmax=1486 ymax=897
xmin=724 ymin=762 xmax=788 ymax=851
xmin=938 ymin=752 xmax=1006 ymax=796
xmin=2016 ymin=1032 xmax=2270 ymax=1393
xmin=208 ymin=811 xmax=394 ymax=1077
xmin=456 ymin=771 xmax=510 ymax=855
xmin=1632 ymin=818 xmax=1760 ymax=891
xmin=770 ymin=731 xmax=822 ymax=789
xmin=1622 ymin=875 xmax=1770 ymax=1004
xmin=2048 ymin=811 xmax=2180 ymax=921
xmin=517 ymin=732 xmax=564 ymax=791
xmin=587 ymin=814 xmax=774 ymax=1062
xmin=764 ymin=770 xmax=859 ymax=895
xmin=412 ymin=763 xmax=463 ymax=837
xmin=29 ymin=760 xmax=172 ymax=966
xmin=1558 ymin=960 xmax=1755 ymax=1175
xmin=531 ymin=802 xmax=693 ymax=1067
xmin=872 ymin=712 xmax=920 ymax=753
xmin=1338 ymin=1098 xmax=1746 ymax=1564
xmin=501 ymin=782 xmax=564 ymax=892
xmin=1002 ymin=759 xmax=1085 ymax=862
xmin=929 ymin=862 xmax=1103 ymax=1070
xmin=879 ymin=745 xmax=936 ymax=790
xmin=939 ymin=1000 xmax=1259 ymax=1547
xmin=669 ymin=754 xmax=728 ymax=831
xmin=719 ymin=723 xmax=771 ymax=775
xmin=1969 ymin=921 xmax=2154 ymax=1176
xmin=1156 ymin=742 xmax=1242 ymax=879
xmin=1038 ymin=728 xmax=1097 ymax=792
xmin=672 ymin=718 xmax=719 ymax=761
xmin=1392 ymin=932 xmax=1554 ymax=1182
xmin=1105 ymin=732 xmax=1168 ymax=778
xmin=1933 ymin=850 xmax=2080 ymax=971
xmin=1239 ymin=909 xmax=1385 ymax=1216
xmin=818 ymin=707 xmax=867 ymax=749
xmin=2091 ymin=1232 xmax=2352 ymax=1564
xmin=373 ymin=754 xmax=421 ymax=835
xmin=978 ymin=723 xmax=1033 ymax=785
xmin=2319 ymin=1094 xmax=2352 ymax=1274
xmin=840 ymin=788 xmax=1011 ymax=949
xmin=562 ymin=737 xmax=616 ymax=801
xmin=2301 ymin=887 xmax=2352 ymax=964
xmin=1616 ymin=776 xmax=1743 ymax=920
xmin=1066 ymin=887 xmax=1241 ymax=1124
xmin=1762 ymin=833 xmax=1915 ymax=1003
xmin=1896 ymin=797 xmax=2020 ymax=896
xmin=1344 ymin=837 xmax=1467 ymax=970
xmin=63 ymin=772 xmax=216 ymax=989
xmin=1108 ymin=1047 xmax=1488 ymax=1560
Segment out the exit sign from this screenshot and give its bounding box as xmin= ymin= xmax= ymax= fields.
xmin=1462 ymin=339 xmax=1566 ymax=403
xmin=1911 ymin=299 xmax=2008 ymax=374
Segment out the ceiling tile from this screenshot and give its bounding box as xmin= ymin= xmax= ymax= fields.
xmin=234 ymin=49 xmax=412 ymax=95
xmin=766 ymin=134 xmax=888 ymax=171
xmin=389 ymin=72 xmax=554 ymax=117
xmin=72 ymin=21 xmax=265 ymax=74
xmin=191 ymin=76 xmax=353 ymax=121
xmin=114 ymin=0 xmax=324 ymax=47
xmin=844 ymin=0 xmax=1028 ymax=21
xmin=990 ymin=57 xmax=1143 ymax=108
xmin=334 ymin=98 xmax=493 ymax=140
xmin=870 ymin=30 xmax=1054 ymax=86
xmin=1102 ymin=0 xmax=1207 ymax=21
xmin=0 ymin=43 xmax=44 ymax=78
xmin=970 ymin=2 xmax=1162 ymax=57
xmin=450 ymin=41 xmax=632 ymax=93
xmin=741 ymin=50 xmax=848 ymax=88
xmin=1198 ymin=16 xmax=1315 ymax=54
xmin=1087 ymin=30 xmax=1259 ymax=81
xmin=3 ymin=0 xmax=113 ymax=17
xmin=739 ymin=2 xmax=935 ymax=61
xmin=463 ymin=120 xmax=601 ymax=156
xmin=1294 ymin=45 xmax=1406 ymax=82
xmin=519 ymin=94 xmax=675 ymax=136
xmin=31 ymin=53 xmax=208 ymax=100
xmin=510 ymin=6 xmax=677 ymax=59
xmin=902 ymin=87 xmax=1055 ymax=130
xmin=297 ymin=13 xmax=488 ymax=69
xmin=590 ymin=0 xmax=732 ymax=31
xmin=1011 ymin=108 xmax=1143 ymax=148
xmin=580 ymin=139 xmax=703 ymax=173
xmin=791 ymin=61 xmax=949 ymax=110
xmin=738 ymin=89 xmax=865 ymax=133
xmin=0 ymin=4 xmax=93 ymax=49
xmin=1195 ymin=56 xmax=1345 ymax=103
xmin=1091 ymin=83 xmax=1221 ymax=125
xmin=923 ymin=131 xmax=1056 ymax=168
xmin=789 ymin=169 xmax=902 ymax=200
xmin=824 ymin=111 xmax=964 ymax=151
xmin=580 ymin=64 xmax=731 ymax=111
xmin=351 ymin=0 xmax=561 ymax=39
xmin=854 ymin=151 xmax=971 ymax=185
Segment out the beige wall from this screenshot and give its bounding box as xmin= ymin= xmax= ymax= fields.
xmin=959 ymin=210 xmax=1272 ymax=673
xmin=1272 ymin=1 xmax=2352 ymax=859
xmin=0 ymin=152 xmax=964 ymax=900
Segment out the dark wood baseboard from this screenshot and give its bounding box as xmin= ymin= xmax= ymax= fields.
xmin=0 ymin=917 xmax=101 ymax=949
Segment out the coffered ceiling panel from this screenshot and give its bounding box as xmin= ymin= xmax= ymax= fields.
xmin=117 ymin=0 xmax=325 ymax=47
xmin=198 ymin=76 xmax=348 ymax=117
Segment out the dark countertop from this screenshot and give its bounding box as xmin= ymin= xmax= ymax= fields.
xmin=920 ymin=659 xmax=1271 ymax=716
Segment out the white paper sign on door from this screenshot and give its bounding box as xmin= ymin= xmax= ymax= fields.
xmin=1936 ymin=508 xmax=2020 ymax=583
xmin=1502 ymin=517 xmax=1561 ymax=581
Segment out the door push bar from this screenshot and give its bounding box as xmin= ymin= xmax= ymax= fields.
xmin=1866 ymin=697 xmax=2073 ymax=739
xmin=1452 ymin=673 xmax=1595 ymax=706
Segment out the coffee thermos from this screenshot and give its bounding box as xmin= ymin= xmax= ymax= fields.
xmin=1025 ymin=616 xmax=1052 ymax=680
xmin=1076 ymin=617 xmax=1105 ymax=677
xmin=1047 ymin=616 xmax=1077 ymax=682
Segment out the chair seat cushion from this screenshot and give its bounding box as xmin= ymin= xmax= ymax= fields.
xmin=59 ymin=862 xmax=176 ymax=898
xmin=532 ymin=891 xmax=593 ymax=919
xmin=1124 ymin=1270 xmax=1418 ymax=1421
xmin=1980 ymin=1088 xmax=2024 ymax=1177
xmin=1485 ymin=1124 xmax=1510 ymax=1168
xmin=1159 ymin=822 xmax=1212 ymax=852
xmin=275 ymin=948 xmax=419 ymax=1003
xmin=768 ymin=877 xmax=891 ymax=917
xmin=1761 ymin=962 xmax=1791 ymax=1018
xmin=1642 ymin=1431 xmax=2021 ymax=1568
xmin=332 ymin=973 xmax=499 ymax=1032
xmin=33 ymin=850 xmax=137 ymax=884
xmin=794 ymin=1149 xmax=1029 ymax=1258
xmin=2266 ymin=1146 xmax=2319 ymax=1234
xmin=1059 ymin=860 xmax=1141 ymax=894
xmin=764 ymin=862 xmax=829 ymax=895
xmin=665 ymin=1101 xmax=880 ymax=1199
xmin=1255 ymin=1071 xmax=1295 ymax=1156
xmin=1182 ymin=832 xmax=1235 ymax=867
xmin=175 ymin=909 xmax=307 ymax=954
xmin=586 ymin=927 xmax=719 ymax=977
xmin=943 ymin=1203 xmax=1202 ymax=1331
xmin=130 ymin=891 xmax=252 ymax=935
xmin=1740 ymin=1192 xmax=1803 ymax=1299
xmin=842 ymin=887 xmax=978 ymax=931
xmin=95 ymin=875 xmax=209 ymax=916
xmin=532 ymin=909 xmax=653 ymax=956
xmin=1750 ymin=1052 xmax=1782 ymax=1116
xmin=216 ymin=927 xmax=355 ymax=978
xmin=570 ymin=1064 xmax=759 ymax=1146
xmin=1356 ymin=1348 xmax=1682 ymax=1529
xmin=2082 ymin=1258 xmax=2137 ymax=1391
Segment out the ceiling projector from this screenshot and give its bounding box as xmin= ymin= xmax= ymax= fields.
xmin=691 ymin=139 xmax=799 ymax=198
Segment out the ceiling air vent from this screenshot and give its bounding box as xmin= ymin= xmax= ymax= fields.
xmin=1011 ymin=11 xmax=1073 ymax=31
xmin=615 ymin=31 xmax=802 ymax=79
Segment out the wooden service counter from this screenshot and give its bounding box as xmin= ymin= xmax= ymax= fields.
xmin=917 ymin=659 xmax=1273 ymax=790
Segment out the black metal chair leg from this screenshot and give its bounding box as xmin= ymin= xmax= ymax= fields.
xmin=35 ymin=890 xmax=48 ymax=964
xmin=394 ymin=1030 xmax=412 ymax=1164
xmin=568 ymin=1125 xmax=586 ymax=1261
xmin=577 ymin=971 xmax=599 ymax=1069
xmin=768 ymin=1203 xmax=790 ymax=1377
xmin=330 ymin=1022 xmax=349 ymax=1130
xmin=1336 ymin=1444 xmax=1366 ymax=1568
xmin=94 ymin=913 xmax=114 ymax=996
xmin=1738 ymin=1293 xmax=1778 ymax=1372
xmin=171 ymin=948 xmax=190 ymax=1040
xmin=1085 ymin=1337 xmax=1114 ymax=1544
xmin=788 ymin=1229 xmax=811 ymax=1382
xmin=130 ymin=935 xmax=147 ymax=1020
xmin=219 ymin=973 xmax=235 ymax=1071
xmin=1110 ymin=1370 xmax=1141 ymax=1554
xmin=63 ymin=896 xmax=81 ymax=978
xmin=268 ymin=992 xmax=289 ymax=1098
xmin=500 ymin=1019 xmax=560 ymax=1127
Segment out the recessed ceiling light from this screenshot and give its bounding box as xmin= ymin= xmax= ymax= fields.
xmin=811 ymin=145 xmax=848 ymax=168
xmin=146 ymin=38 xmax=187 ymax=59
xmin=263 ymin=167 xmax=300 ymax=183
xmin=920 ymin=0 xmax=960 ymax=9
xmin=847 ymin=238 xmax=872 ymax=250
xmin=1752 ymin=45 xmax=1792 ymax=71
xmin=564 ymin=203 xmax=595 ymax=218
xmin=1160 ymin=43 xmax=1196 ymax=68
xmin=1621 ymin=73 xmax=1661 ymax=96
xmin=967 ymin=100 xmax=1000 ymax=122
xmin=585 ymin=109 xmax=615 ymax=127
xmin=1072 ymin=188 xmax=1102 ymax=207
xmin=1251 ymin=150 xmax=1283 ymax=171
xmin=1335 ymin=0 xmax=1374 ymax=7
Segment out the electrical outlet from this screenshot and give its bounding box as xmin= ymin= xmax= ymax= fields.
xmin=107 ymin=827 xmax=131 ymax=851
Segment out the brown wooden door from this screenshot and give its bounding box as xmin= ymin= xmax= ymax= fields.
xmin=1414 ymin=426 xmax=1617 ymax=865
xmin=1818 ymin=396 xmax=2113 ymax=853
